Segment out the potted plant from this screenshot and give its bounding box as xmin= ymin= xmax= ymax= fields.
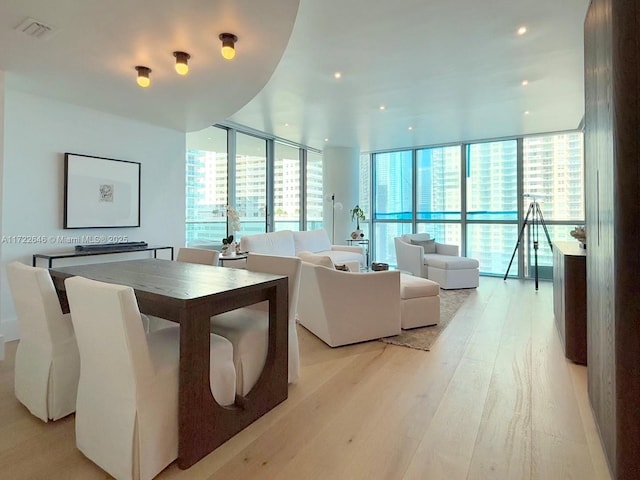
xmin=350 ymin=205 xmax=365 ymax=239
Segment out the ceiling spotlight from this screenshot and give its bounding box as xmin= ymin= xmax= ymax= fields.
xmin=219 ymin=33 xmax=238 ymax=60
xmin=408 ymin=126 xmax=413 ymax=130
xmin=135 ymin=66 xmax=151 ymax=88
xmin=524 ymin=110 xmax=530 ymax=115
xmin=517 ymin=26 xmax=527 ymax=35
xmin=379 ymin=105 xmax=386 ymax=110
xmin=173 ymin=51 xmax=191 ymax=75
xmin=334 ymin=72 xmax=342 ymax=79
xmin=324 ymin=138 xmax=329 ymax=142
xmin=521 ymin=80 xmax=529 ymax=86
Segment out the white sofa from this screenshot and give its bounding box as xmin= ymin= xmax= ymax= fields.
xmin=394 ymin=233 xmax=479 ymax=289
xmin=240 ymin=229 xmax=364 ymax=270
xmin=297 ymin=262 xmax=401 ymax=347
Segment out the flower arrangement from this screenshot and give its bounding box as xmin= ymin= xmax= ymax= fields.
xmin=226 ymin=204 xmax=240 ymax=233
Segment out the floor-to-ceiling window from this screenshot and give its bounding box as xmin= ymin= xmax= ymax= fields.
xmin=185 ymin=126 xmax=228 ymax=247
xmin=366 ymin=131 xmax=584 ymax=279
xmin=521 ymin=132 xmax=584 ymax=278
xmin=186 ymin=125 xmax=322 ymax=246
xmin=235 ymin=132 xmax=267 ymax=237
xmin=373 ymin=150 xmax=413 ymax=264
xmin=416 ymin=145 xmax=462 ymax=248
xmin=274 ymin=142 xmax=301 ymax=231
xmin=466 ymin=139 xmax=518 ymax=276
xmin=306 ymin=150 xmax=324 ymax=230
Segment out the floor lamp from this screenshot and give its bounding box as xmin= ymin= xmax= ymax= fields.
xmin=327 ymin=194 xmax=343 ymax=243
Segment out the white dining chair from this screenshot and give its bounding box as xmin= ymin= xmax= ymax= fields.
xmin=65 ymin=276 xmax=236 ymax=480
xmin=6 ymin=261 xmax=80 ymax=422
xmin=210 ymin=253 xmax=301 ymax=396
xmin=176 ymin=247 xmax=220 ymax=265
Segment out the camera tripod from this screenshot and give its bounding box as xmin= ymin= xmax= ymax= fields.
xmin=503 ymin=198 xmax=553 ymax=290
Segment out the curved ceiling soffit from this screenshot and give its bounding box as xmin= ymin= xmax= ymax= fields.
xmin=0 ymin=0 xmax=301 ymax=132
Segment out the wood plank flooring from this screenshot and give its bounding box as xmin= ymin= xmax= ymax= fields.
xmin=0 ymin=277 xmax=612 ymax=479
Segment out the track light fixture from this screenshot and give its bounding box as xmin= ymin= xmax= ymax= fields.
xmin=219 ymin=33 xmax=238 ymax=60
xmin=135 ymin=66 xmax=151 ymax=88
xmin=173 ymin=51 xmax=190 ymax=75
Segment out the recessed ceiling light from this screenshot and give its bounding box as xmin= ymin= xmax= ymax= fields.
xmin=334 ymin=72 xmax=342 ymax=79
xmin=524 ymin=110 xmax=530 ymax=115
xmin=379 ymin=105 xmax=386 ymax=110
xmin=521 ymin=80 xmax=529 ymax=86
xmin=324 ymin=138 xmax=329 ymax=142
xmin=284 ymin=123 xmax=289 ymax=127
xmin=517 ymin=26 xmax=527 ymax=35
xmin=408 ymin=126 xmax=413 ymax=131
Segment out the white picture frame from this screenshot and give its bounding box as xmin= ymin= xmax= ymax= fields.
xmin=64 ymin=153 xmax=141 ymax=229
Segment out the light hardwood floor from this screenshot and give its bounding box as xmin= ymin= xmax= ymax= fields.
xmin=0 ymin=277 xmax=612 ymax=480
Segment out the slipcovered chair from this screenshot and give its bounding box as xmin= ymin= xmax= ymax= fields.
xmin=65 ymin=276 xmax=236 ymax=480
xmin=210 ymin=253 xmax=302 ymax=396
xmin=394 ymin=233 xmax=479 ymax=289
xmin=6 ymin=261 xmax=80 ymax=422
xmin=176 ymin=247 xmax=220 ymax=265
xmin=297 ymin=261 xmax=401 ymax=347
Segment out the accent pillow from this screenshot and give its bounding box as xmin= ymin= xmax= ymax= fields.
xmin=410 ymin=238 xmax=436 ymax=253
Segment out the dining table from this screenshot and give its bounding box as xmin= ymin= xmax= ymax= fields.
xmin=48 ymin=258 xmax=289 ymax=469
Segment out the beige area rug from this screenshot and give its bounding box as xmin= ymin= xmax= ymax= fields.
xmin=380 ymin=288 xmax=473 ymax=351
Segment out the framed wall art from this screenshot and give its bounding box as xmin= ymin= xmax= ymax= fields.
xmin=64 ymin=153 xmax=141 ymax=229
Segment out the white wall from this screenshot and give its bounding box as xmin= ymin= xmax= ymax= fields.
xmin=0 ymin=89 xmax=186 ymax=340
xmin=322 ymin=147 xmax=360 ymax=244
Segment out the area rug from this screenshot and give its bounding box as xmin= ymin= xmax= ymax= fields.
xmin=380 ymin=289 xmax=473 ymax=351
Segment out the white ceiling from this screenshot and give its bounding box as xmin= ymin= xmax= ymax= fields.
xmin=0 ymin=0 xmax=590 ymax=152
xmin=0 ymin=0 xmax=300 ymax=132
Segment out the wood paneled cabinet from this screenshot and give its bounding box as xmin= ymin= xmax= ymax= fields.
xmin=553 ymin=241 xmax=587 ymax=365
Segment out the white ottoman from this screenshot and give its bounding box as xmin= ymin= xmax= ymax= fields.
xmin=427 ymin=256 xmax=479 ymax=290
xmin=399 ymin=274 xmax=440 ymax=329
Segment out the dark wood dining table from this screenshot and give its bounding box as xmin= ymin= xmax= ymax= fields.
xmin=48 ymin=258 xmax=289 ymax=469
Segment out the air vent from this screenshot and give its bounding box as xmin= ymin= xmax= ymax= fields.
xmin=15 ymin=17 xmax=57 ymax=40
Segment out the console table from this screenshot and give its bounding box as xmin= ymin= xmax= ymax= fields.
xmin=33 ymin=245 xmax=174 ymax=268
xmin=552 ymin=241 xmax=587 ymax=365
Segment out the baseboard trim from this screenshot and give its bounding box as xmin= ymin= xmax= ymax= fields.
xmin=0 ymin=335 xmax=4 ymax=361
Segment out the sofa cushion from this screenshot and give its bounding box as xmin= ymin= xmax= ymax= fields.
xmin=240 ymin=230 xmax=295 ymax=256
xmin=293 ymin=229 xmax=332 ymax=254
xmin=425 ymin=254 xmax=479 ymax=270
xmin=323 ymin=250 xmax=362 ymax=266
xmin=298 ymin=251 xmax=335 ymax=269
xmin=399 ymin=274 xmax=440 ymax=299
xmin=410 ymin=238 xmax=436 ymax=253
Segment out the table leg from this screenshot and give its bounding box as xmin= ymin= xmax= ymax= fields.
xmin=177 ymin=281 xmax=288 ymax=469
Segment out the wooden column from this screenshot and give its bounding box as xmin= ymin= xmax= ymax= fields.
xmin=584 ymin=0 xmax=640 ymax=478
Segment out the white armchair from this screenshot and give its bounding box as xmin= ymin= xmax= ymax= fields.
xmin=297 ymin=262 xmax=401 ymax=347
xmin=394 ymin=233 xmax=479 ymax=289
